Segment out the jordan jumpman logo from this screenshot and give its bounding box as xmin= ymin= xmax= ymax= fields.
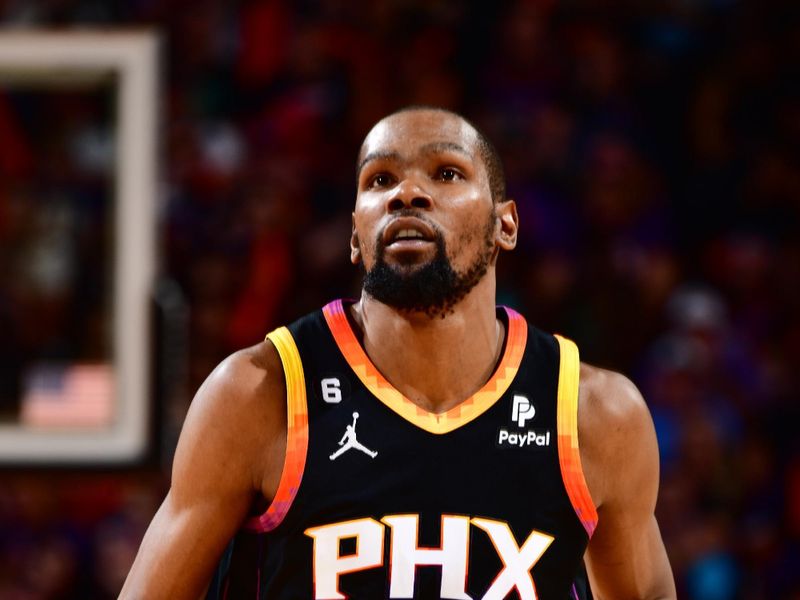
xmin=329 ymin=412 xmax=378 ymax=461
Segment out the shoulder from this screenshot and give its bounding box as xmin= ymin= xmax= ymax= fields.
xmin=189 ymin=339 xmax=286 ymax=430
xmin=577 ymin=363 xmax=659 ymax=509
xmin=173 ymin=339 xmax=287 ymax=496
xmin=578 ymin=363 xmax=651 ymax=436
xmin=198 ymin=339 xmax=285 ymax=412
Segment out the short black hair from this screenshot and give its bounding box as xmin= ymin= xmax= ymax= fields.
xmin=359 ymin=105 xmax=507 ymax=203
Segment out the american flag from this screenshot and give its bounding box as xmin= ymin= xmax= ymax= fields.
xmin=20 ymin=363 xmax=115 ymax=430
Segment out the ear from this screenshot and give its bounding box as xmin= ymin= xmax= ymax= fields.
xmin=350 ymin=213 xmax=362 ymax=264
xmin=495 ymin=199 xmax=518 ymax=251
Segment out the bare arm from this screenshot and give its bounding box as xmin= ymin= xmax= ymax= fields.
xmin=120 ymin=342 xmax=286 ymax=599
xmin=580 ymin=365 xmax=676 ymax=600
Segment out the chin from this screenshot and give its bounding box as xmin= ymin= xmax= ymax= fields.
xmin=386 ymin=256 xmax=432 ymax=271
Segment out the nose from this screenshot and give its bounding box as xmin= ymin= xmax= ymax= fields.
xmin=387 ymin=177 xmax=433 ymax=212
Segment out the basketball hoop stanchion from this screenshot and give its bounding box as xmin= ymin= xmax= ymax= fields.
xmin=0 ymin=31 xmax=160 ymax=465
xmin=152 ymin=279 xmax=189 ymax=469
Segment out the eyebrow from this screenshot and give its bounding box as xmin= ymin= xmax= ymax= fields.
xmin=357 ymin=150 xmax=401 ymax=176
xmin=357 ymin=142 xmax=472 ymax=177
xmin=419 ymin=141 xmax=471 ymax=158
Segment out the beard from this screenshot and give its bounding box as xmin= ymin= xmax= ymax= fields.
xmin=362 ymin=209 xmax=496 ymax=318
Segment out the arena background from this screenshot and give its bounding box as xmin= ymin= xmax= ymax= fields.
xmin=1 ymin=0 xmax=799 ymax=597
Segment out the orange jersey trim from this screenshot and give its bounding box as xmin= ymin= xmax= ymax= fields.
xmin=322 ymin=299 xmax=527 ymax=435
xmin=555 ymin=335 xmax=598 ymax=537
xmin=245 ymin=327 xmax=309 ymax=532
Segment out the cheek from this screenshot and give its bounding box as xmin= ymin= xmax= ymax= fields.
xmin=352 ymin=213 xmax=379 ymax=265
xmin=443 ymin=207 xmax=495 ymax=267
xmin=447 ymin=226 xmax=481 ymax=261
xmin=448 ymin=190 xmax=491 ymax=230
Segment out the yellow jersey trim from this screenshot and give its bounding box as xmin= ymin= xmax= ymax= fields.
xmin=555 ymin=335 xmax=598 ymax=536
xmin=245 ymin=327 xmax=309 ymax=532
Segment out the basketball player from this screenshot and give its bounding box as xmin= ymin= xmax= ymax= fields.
xmin=121 ymin=107 xmax=676 ymax=599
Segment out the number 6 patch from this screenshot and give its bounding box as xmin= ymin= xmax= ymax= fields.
xmin=314 ymin=374 xmax=351 ymax=405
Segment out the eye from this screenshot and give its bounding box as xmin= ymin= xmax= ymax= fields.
xmin=437 ymin=167 xmax=463 ymax=182
xmin=368 ymin=173 xmax=393 ymax=188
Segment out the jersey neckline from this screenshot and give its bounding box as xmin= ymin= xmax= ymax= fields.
xmin=321 ymin=299 xmax=528 ymax=434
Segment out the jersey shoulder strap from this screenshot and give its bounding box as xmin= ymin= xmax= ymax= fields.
xmin=555 ymin=334 xmax=598 ymax=537
xmin=244 ymin=325 xmax=310 ymax=533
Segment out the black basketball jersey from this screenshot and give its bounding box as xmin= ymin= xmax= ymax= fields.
xmin=207 ymin=299 xmax=598 ymax=600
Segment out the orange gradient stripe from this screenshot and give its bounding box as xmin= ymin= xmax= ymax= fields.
xmin=246 ymin=327 xmax=309 ymax=532
xmin=322 ymin=299 xmax=527 ymax=435
xmin=555 ymin=335 xmax=598 ymax=537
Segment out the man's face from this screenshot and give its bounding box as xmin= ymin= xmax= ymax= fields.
xmin=352 ymin=110 xmax=500 ymax=316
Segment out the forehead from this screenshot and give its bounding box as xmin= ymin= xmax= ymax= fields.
xmin=359 ymin=110 xmax=481 ymax=164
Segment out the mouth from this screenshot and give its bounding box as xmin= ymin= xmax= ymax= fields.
xmin=382 ymin=217 xmax=437 ymax=249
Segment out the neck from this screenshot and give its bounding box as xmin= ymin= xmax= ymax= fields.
xmin=349 ymin=275 xmax=504 ymax=413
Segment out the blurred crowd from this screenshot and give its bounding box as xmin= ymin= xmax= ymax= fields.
xmin=1 ymin=0 xmax=799 ymax=597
